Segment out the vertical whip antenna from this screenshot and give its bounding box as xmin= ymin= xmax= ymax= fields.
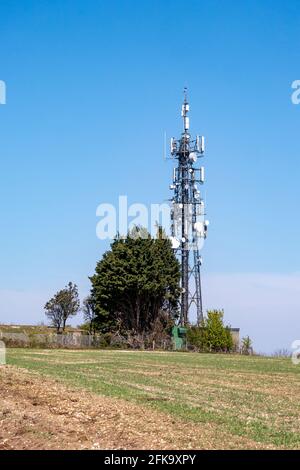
xmin=181 ymin=87 xmax=190 ymax=133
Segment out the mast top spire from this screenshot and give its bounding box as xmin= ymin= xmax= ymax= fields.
xmin=183 ymin=86 xmax=188 ymax=104
xmin=181 ymin=87 xmax=190 ymax=133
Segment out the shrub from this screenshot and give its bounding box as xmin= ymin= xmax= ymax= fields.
xmin=187 ymin=310 xmax=234 ymax=352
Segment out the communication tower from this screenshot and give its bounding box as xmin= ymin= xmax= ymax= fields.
xmin=169 ymin=90 xmax=208 ymax=325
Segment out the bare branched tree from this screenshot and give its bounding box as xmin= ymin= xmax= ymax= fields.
xmin=44 ymin=282 xmax=80 ymax=333
xmin=82 ymin=296 xmax=97 ymax=335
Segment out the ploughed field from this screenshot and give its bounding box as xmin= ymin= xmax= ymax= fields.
xmin=1 ymin=349 xmax=300 ymax=449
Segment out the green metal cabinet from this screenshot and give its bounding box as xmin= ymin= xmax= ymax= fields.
xmin=172 ymin=326 xmax=187 ymax=350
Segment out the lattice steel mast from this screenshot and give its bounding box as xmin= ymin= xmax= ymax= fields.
xmin=169 ymin=90 xmax=209 ymax=325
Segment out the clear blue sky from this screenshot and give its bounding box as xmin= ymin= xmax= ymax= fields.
xmin=0 ymin=0 xmax=299 ymax=353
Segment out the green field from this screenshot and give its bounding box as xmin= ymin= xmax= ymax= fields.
xmin=7 ymin=349 xmax=300 ymax=449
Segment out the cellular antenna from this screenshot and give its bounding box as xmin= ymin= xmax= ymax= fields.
xmin=169 ymin=90 xmax=208 ymax=325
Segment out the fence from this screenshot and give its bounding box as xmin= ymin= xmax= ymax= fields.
xmin=0 ymin=330 xmax=172 ymax=350
xmin=0 ymin=330 xmax=102 ymax=349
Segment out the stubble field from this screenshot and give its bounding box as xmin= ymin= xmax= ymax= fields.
xmin=1 ymin=349 xmax=300 ymax=449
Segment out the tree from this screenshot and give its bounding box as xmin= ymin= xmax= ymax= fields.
xmin=82 ymin=296 xmax=97 ymax=335
xmin=44 ymin=282 xmax=80 ymax=333
xmin=187 ymin=310 xmax=234 ymax=352
xmin=90 ymin=227 xmax=180 ymax=334
xmin=204 ymin=310 xmax=234 ymax=352
xmin=241 ymin=335 xmax=253 ymax=355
